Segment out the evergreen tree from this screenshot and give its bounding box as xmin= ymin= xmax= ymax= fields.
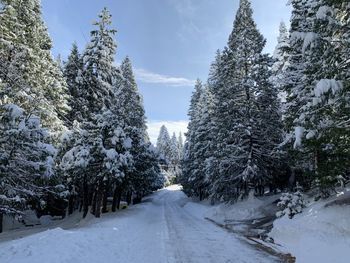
xmin=170 ymin=133 xmax=180 ymax=166
xmin=64 ymin=43 xmax=84 ymax=123
xmin=0 ymin=104 xmax=56 ymax=231
xmin=156 ymin=125 xmax=172 ymax=163
xmin=191 ymin=86 xmax=215 ymax=200
xmin=0 ymin=0 xmax=69 ymax=230
xmin=0 ymin=0 xmax=69 ymax=133
xmin=79 ymin=7 xmax=116 ymax=120
xmin=284 ymin=0 xmax=350 ymax=195
xmin=118 ymin=56 xmax=147 ymax=132
xmin=61 ymin=8 xmax=127 ymax=218
xmin=177 ymin=132 xmax=184 ymax=160
xmin=61 ymin=8 xmax=163 ymax=217
xmin=211 ymin=0 xmax=283 ymax=200
xmin=181 ymin=80 xmax=204 ymax=196
xmin=115 ymin=56 xmax=156 ymax=201
xmin=272 ymin=21 xmax=290 ymax=102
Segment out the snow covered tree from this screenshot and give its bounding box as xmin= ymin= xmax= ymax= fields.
xmin=0 ymin=0 xmax=71 ymax=230
xmin=60 ymin=114 xmax=133 ymax=217
xmin=276 ymin=189 xmax=305 ymax=219
xmin=156 ymin=125 xmax=172 ymax=163
xmin=272 ymin=22 xmax=290 ymax=76
xmin=209 ymin=0 xmax=283 ymax=200
xmin=191 ymin=86 xmax=215 ymax=200
xmin=115 ymin=56 xmax=156 ymax=201
xmin=177 ymin=133 xmax=184 ymax=160
xmin=282 ymin=0 xmax=349 ymax=194
xmin=118 ymin=56 xmax=147 ymax=132
xmin=60 ymin=8 xmax=124 ymax=218
xmin=282 ymin=0 xmax=314 ymax=158
xmin=271 ymin=21 xmax=290 ymax=102
xmin=0 ymin=104 xmax=56 ymax=231
xmin=169 ymin=133 xmax=180 ymax=166
xmin=0 ymin=0 xmax=69 ymax=134
xmin=60 ymin=8 xmax=162 ymax=217
xmin=79 ymin=7 xmax=116 ymax=121
xmin=64 ymin=43 xmax=84 ymax=124
xmin=181 ymin=80 xmax=204 ymax=196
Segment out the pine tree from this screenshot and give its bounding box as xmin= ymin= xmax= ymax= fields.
xmin=64 ymin=43 xmax=84 ymax=124
xmin=205 ymin=51 xmax=224 ymax=201
xmin=118 ymin=57 xmax=147 ymax=131
xmin=61 ymin=8 xmax=163 ymax=216
xmin=116 ymin=56 xmax=154 ymax=201
xmin=272 ymin=22 xmax=290 ymax=78
xmin=209 ymin=0 xmax=283 ymax=200
xmin=0 ymin=104 xmax=56 ymax=231
xmin=191 ymin=86 xmax=215 ymax=200
xmin=284 ymin=0 xmax=350 ymax=195
xmin=79 ymin=7 xmax=117 ymax=120
xmin=0 ymin=0 xmax=70 ymax=230
xmin=60 ymin=8 xmax=126 ymax=218
xmin=169 ymin=133 xmax=180 ymax=166
xmin=272 ymin=21 xmax=290 ymax=101
xmin=178 ymin=132 xmax=184 ymax=160
xmin=156 ymin=125 xmax=172 ymax=164
xmin=181 ymin=80 xmax=204 ymax=196
xmin=0 ymin=0 xmax=69 ymax=133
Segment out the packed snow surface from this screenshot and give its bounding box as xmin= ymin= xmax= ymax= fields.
xmin=0 ymin=185 xmax=277 ymax=263
xmin=270 ymin=191 xmax=350 ymax=263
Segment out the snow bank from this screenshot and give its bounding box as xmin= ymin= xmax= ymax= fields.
xmin=206 ymin=193 xmax=279 ymax=224
xmin=269 ymin=191 xmax=350 ymax=263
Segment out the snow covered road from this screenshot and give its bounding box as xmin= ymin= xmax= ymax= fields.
xmin=0 ymin=185 xmax=278 ymax=263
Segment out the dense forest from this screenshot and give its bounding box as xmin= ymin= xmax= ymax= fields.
xmin=0 ymin=0 xmax=349 ymax=238
xmin=0 ymin=1 xmax=165 ymax=232
xmin=180 ymin=0 xmax=349 ymax=205
xmin=0 ymin=0 xmax=349 ymax=262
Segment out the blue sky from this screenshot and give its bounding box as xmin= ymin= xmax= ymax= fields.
xmin=42 ymin=0 xmax=291 ymax=143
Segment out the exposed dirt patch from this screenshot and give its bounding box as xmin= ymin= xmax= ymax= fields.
xmin=205 ymin=217 xmax=296 ymax=263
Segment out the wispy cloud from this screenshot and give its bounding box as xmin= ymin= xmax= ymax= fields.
xmin=147 ymin=120 xmax=188 ymax=145
xmin=169 ymin=0 xmax=202 ymax=39
xmin=134 ymin=68 xmax=195 ymax=87
xmin=172 ymin=0 xmax=196 ymax=18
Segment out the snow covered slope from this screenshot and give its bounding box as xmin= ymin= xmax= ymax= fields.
xmin=269 ymin=191 xmax=350 ymax=263
xmin=0 ymin=185 xmax=278 ymax=263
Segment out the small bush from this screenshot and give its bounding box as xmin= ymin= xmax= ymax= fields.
xmin=276 ymin=191 xmax=305 ymax=219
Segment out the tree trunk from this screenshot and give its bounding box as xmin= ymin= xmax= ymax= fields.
xmin=91 ymin=189 xmax=97 ymax=216
xmin=82 ymin=177 xmax=89 ymax=218
xmin=102 ymin=188 xmax=108 ymax=214
xmin=102 ymin=180 xmax=109 ymax=213
xmin=95 ymin=188 xmax=103 ymax=218
xmin=199 ymin=187 xmax=203 ymax=201
xmin=79 ymin=197 xmax=83 ymax=213
xmin=68 ymin=194 xmax=74 ymax=215
xmin=126 ymin=191 xmax=132 ymax=205
xmin=117 ymin=188 xmax=123 ymax=210
xmin=111 ymin=185 xmax=119 ymax=212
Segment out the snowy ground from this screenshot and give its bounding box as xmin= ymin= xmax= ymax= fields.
xmin=269 ymin=190 xmax=350 ymax=263
xmin=203 ymin=189 xmax=350 ymax=263
xmin=0 ymin=185 xmax=278 ymax=263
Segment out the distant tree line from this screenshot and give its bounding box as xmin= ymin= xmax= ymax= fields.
xmin=156 ymin=125 xmax=184 ymax=184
